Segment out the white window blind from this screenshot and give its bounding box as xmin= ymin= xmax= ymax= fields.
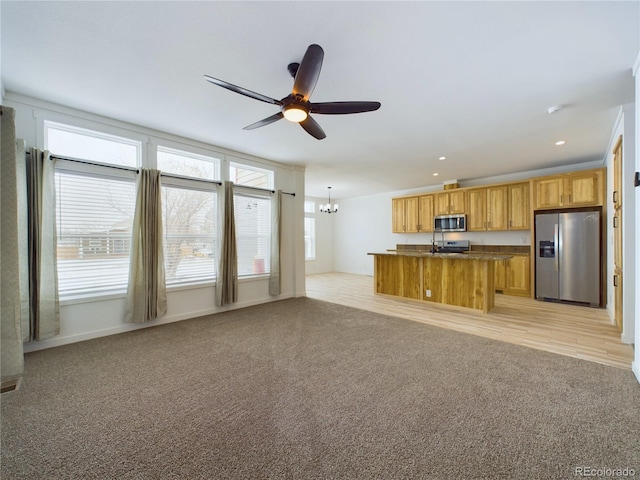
xmin=55 ymin=171 xmax=136 ymax=297
xmin=234 ymin=192 xmax=271 ymax=276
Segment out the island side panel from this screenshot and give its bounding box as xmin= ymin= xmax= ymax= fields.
xmin=375 ymin=255 xmax=422 ymax=300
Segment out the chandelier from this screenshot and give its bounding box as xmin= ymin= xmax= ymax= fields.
xmin=319 ymin=186 xmax=339 ymax=214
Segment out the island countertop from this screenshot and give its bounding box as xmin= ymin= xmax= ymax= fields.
xmin=367 ymin=251 xmax=513 ymax=261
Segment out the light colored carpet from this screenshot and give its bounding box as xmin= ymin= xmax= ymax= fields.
xmin=2 ymin=297 xmax=639 ymax=479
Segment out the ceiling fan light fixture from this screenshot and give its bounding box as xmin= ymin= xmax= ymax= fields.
xmin=282 ymin=104 xmax=308 ymax=123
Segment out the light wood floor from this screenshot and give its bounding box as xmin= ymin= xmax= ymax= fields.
xmin=306 ymin=272 xmax=634 ymax=370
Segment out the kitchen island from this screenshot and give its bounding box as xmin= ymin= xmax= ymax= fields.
xmin=368 ymin=251 xmax=512 ymax=313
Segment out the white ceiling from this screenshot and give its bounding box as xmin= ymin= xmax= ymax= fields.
xmin=2 ymin=1 xmax=638 ymax=199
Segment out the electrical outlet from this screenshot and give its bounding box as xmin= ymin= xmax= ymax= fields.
xmin=426 ymin=289 xmax=432 ymax=298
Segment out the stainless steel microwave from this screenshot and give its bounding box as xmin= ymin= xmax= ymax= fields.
xmin=434 ymin=214 xmax=467 ymax=232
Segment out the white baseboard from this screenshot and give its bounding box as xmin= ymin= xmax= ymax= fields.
xmin=23 ymin=293 xmax=295 ymax=353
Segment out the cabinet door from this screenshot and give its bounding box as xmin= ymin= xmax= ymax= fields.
xmin=418 ymin=195 xmax=434 ymax=232
xmin=505 ymin=256 xmax=531 ymax=297
xmin=494 ymin=260 xmax=507 ymax=291
xmin=534 ymin=178 xmax=563 ymax=209
xmin=614 ymin=269 xmax=622 ymax=332
xmin=467 ymin=188 xmax=487 ymax=231
xmin=434 ymin=192 xmax=451 ymax=215
xmin=508 ymin=182 xmax=530 ymax=230
xmin=565 ymin=172 xmax=600 ymax=206
xmin=405 ymin=197 xmax=420 ymax=233
xmin=486 ymin=186 xmax=508 ymax=230
xmin=448 ymin=190 xmax=467 ymax=214
xmin=392 ymin=198 xmax=405 ymax=233
xmin=613 ymin=137 xmax=622 ymax=209
xmin=614 ymin=211 xmax=622 ymax=270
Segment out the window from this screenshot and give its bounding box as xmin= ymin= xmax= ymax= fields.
xmin=55 ymin=171 xmax=136 ymax=297
xmin=47 ymin=123 xmax=140 ymax=298
xmin=234 ymin=191 xmax=271 ymax=276
xmin=158 ymin=146 xmax=219 ymax=286
xmin=304 ymin=201 xmax=316 ymax=260
xmin=157 ymin=146 xmax=219 ymax=180
xmin=46 ymin=121 xmax=139 ymax=167
xmin=229 ymin=161 xmax=273 ymax=189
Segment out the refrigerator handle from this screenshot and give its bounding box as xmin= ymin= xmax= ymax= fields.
xmin=554 ymin=223 xmax=559 ymax=272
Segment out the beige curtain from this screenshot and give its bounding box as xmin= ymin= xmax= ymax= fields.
xmin=27 ymin=148 xmax=60 ymax=341
xmin=215 ymin=181 xmax=237 ymax=306
xmin=125 ymin=169 xmax=167 ymax=323
xmin=1 ymin=107 xmax=28 ymax=382
xmin=269 ymin=189 xmax=282 ymax=296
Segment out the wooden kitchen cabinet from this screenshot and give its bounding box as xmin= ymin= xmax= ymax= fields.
xmin=392 ymin=197 xmax=406 ymax=233
xmin=533 ymin=170 xmax=602 ymax=209
xmin=467 ymin=186 xmax=508 ymax=231
xmin=392 ymin=195 xmax=434 ymax=233
xmin=434 ymin=190 xmax=466 ymax=215
xmin=505 ymin=255 xmax=530 ymax=297
xmin=467 ymin=188 xmax=487 ymax=231
xmin=495 ymin=255 xmax=530 ymax=297
xmin=507 ymin=182 xmax=530 ymax=230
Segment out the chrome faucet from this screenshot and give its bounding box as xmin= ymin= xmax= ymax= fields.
xmin=431 ymin=227 xmax=445 ymax=253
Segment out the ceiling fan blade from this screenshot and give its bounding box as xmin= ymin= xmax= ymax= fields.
xmin=243 ymin=112 xmax=284 ymax=130
xmin=204 ymin=75 xmax=281 ymax=105
xmin=310 ymin=101 xmax=381 ymax=115
xmin=292 ymin=44 xmax=324 ymax=101
xmin=300 ymin=115 xmax=326 ymax=140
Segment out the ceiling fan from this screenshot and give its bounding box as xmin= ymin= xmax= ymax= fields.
xmin=204 ymin=44 xmax=381 ymax=140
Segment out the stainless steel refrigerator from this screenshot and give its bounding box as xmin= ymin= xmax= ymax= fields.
xmin=535 ymin=210 xmax=601 ymax=306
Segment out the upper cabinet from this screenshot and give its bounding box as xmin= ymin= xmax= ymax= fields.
xmin=392 ymin=194 xmax=434 ymax=233
xmin=434 ymin=190 xmax=466 ymax=215
xmin=468 ymin=184 xmax=522 ymax=231
xmin=507 ymin=182 xmax=530 ymax=230
xmin=391 ymin=168 xmax=603 ymax=234
xmin=532 ymin=169 xmax=603 ymax=210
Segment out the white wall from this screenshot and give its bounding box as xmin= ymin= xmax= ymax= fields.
xmin=305 ymin=195 xmax=335 ymax=275
xmin=5 ymin=93 xmax=306 ymax=351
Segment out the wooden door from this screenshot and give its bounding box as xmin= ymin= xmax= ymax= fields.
xmin=507 ymin=182 xmax=530 ymax=230
xmin=506 ymin=256 xmax=531 ymax=297
xmin=392 ymin=198 xmax=405 ymax=233
xmin=418 ymin=195 xmax=434 ymax=232
xmin=405 ymin=196 xmax=420 ymax=233
xmin=534 ymin=177 xmax=563 ymax=209
xmin=565 ymin=172 xmax=600 ymax=206
xmin=614 ymin=270 xmax=622 ymax=331
xmin=612 ymin=138 xmax=623 ymax=331
xmin=434 ymin=192 xmax=450 ymax=215
xmin=486 ymin=186 xmax=508 ymax=230
xmin=467 ymin=188 xmax=487 ymax=231
xmin=448 ymin=190 xmax=467 ymax=214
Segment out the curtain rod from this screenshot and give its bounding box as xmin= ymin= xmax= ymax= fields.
xmin=31 ymin=151 xmax=295 ymax=196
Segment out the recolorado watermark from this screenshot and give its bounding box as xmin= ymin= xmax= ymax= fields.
xmin=575 ymin=466 xmax=636 ymax=478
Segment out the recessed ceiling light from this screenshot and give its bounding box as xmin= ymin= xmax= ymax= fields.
xmin=433 ymin=173 xmax=439 ymax=176
xmin=548 ymin=105 xmax=563 ymax=114
xmin=555 ymin=140 xmax=566 ymax=146
xmin=438 ymin=156 xmax=446 ymax=161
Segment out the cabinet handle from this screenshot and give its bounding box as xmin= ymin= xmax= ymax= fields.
xmin=560 ymin=194 xmax=563 ymax=204
xmin=569 ymin=194 xmax=572 ymax=203
xmin=613 ymin=191 xmax=618 ymax=203
xmin=613 ymin=275 xmax=619 ymax=287
xmin=613 ymin=216 xmax=619 ymax=228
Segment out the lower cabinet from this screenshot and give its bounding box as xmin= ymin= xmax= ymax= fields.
xmin=495 ymin=255 xmax=531 ymax=297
